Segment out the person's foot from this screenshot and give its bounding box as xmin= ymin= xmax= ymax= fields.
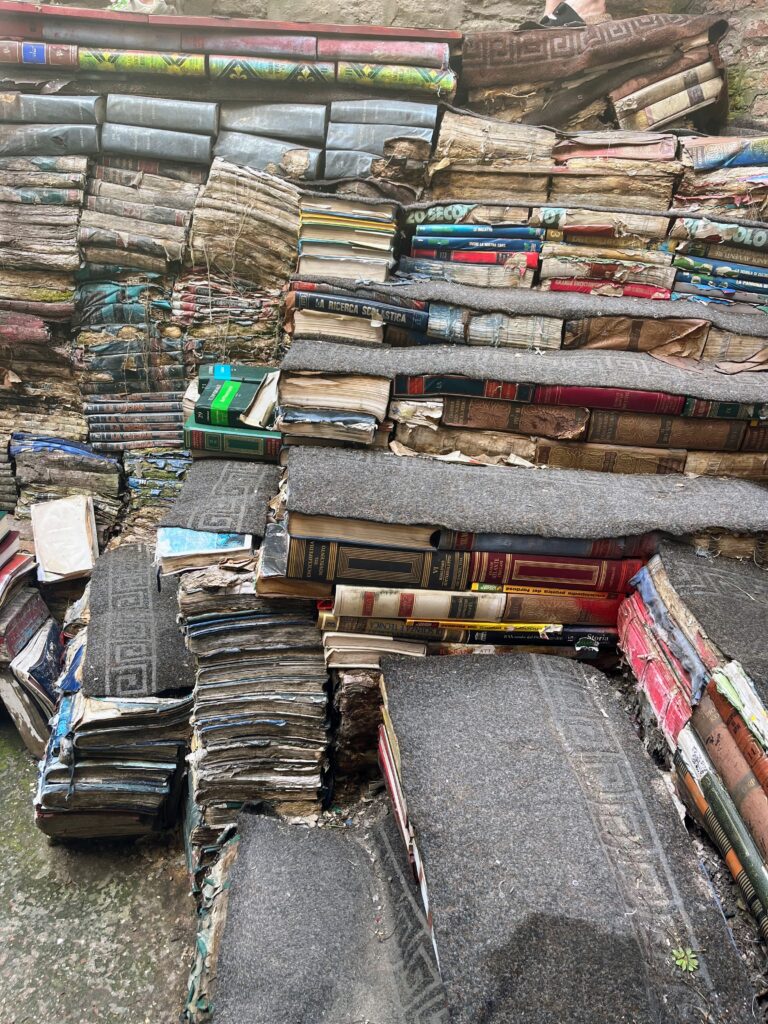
xmin=531 ymin=0 xmax=608 ymax=28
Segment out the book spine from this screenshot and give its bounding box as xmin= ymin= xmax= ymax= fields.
xmin=89 ymin=430 xmax=183 ymax=442
xmin=392 ymin=375 xmax=532 ymax=401
xmin=184 ymin=426 xmax=281 ymax=462
xmin=682 ymin=397 xmax=756 ymax=421
xmin=413 ymin=236 xmax=540 ymax=252
xmin=684 ymin=451 xmax=768 ymax=480
xmin=617 ymin=595 xmax=690 ymax=744
xmin=209 ymin=54 xmax=335 ymax=84
xmin=533 ymin=384 xmax=684 ymax=416
xmin=468 ymin=552 xmax=641 ymax=593
xmin=535 ymin=439 xmax=686 ymax=475
xmin=288 ymin=539 xmax=472 ymax=590
xmin=2 ymin=593 xmax=48 ymax=661
xmin=438 ymin=530 xmax=657 ymax=560
xmin=292 ymin=291 xmax=429 ymax=331
xmin=708 ymin=682 xmax=768 ymax=797
xmin=545 ymin=279 xmax=671 ymax=300
xmin=411 ymin=245 xmax=541 ymax=262
xmin=0 ymin=40 xmax=78 ymax=66
xmin=503 ymin=591 xmax=623 ymax=626
xmin=333 ymin=585 xmax=507 ymax=621
xmin=336 ymin=61 xmax=457 ymax=97
xmin=318 ymin=39 xmax=449 ymax=68
xmin=441 ymin=396 xmax=588 ymax=439
xmin=79 ymin=49 xmax=207 ymax=78
xmin=586 ymin=410 xmax=746 ymax=451
xmin=692 ymin=693 xmax=768 ymax=863
xmin=741 ymin=424 xmax=768 ymax=452
xmin=674 ymin=742 xmax=768 ymax=939
xmin=182 ymin=32 xmax=316 ymax=57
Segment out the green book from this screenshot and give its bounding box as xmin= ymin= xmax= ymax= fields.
xmin=197 ymin=363 xmax=277 ymax=390
xmin=195 ymin=379 xmax=260 ymax=428
xmin=183 ymin=415 xmax=282 ymax=463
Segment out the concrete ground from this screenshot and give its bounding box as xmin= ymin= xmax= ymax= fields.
xmin=0 ymin=714 xmax=196 ymax=1024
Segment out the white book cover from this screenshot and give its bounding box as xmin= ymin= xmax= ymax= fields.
xmin=31 ymin=494 xmax=98 ymax=583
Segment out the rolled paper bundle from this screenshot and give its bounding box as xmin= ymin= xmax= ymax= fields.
xmin=324 ymin=150 xmax=374 ymax=178
xmin=0 ymin=94 xmax=104 ymax=125
xmin=106 ymin=95 xmax=219 ymax=136
xmin=330 ymin=99 xmax=437 ymax=127
xmin=78 ymin=49 xmax=206 ymax=76
xmin=209 ymin=55 xmax=335 ymax=84
xmin=318 ymin=38 xmax=450 ymax=69
xmin=336 ymin=62 xmax=457 ymax=97
xmin=214 ymin=131 xmax=319 ymax=179
xmin=0 ymin=40 xmax=78 ymax=66
xmin=101 ymin=123 xmax=212 ymax=165
xmin=0 ymin=124 xmax=99 ymax=157
xmin=219 ymin=103 xmax=326 ymax=145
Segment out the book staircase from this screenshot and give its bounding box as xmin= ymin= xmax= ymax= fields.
xmin=0 ymin=3 xmax=766 ymax=1020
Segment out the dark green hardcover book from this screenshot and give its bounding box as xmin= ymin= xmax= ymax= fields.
xmin=183 ymin=415 xmax=281 ymax=462
xmin=682 ymin=396 xmax=757 ymax=420
xmin=198 ymin=363 xmax=277 ymax=389
xmin=195 ymin=379 xmax=260 ymax=428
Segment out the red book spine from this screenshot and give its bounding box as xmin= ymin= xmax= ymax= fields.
xmin=3 ymin=591 xmax=48 ymax=661
xmin=468 ymin=552 xmax=642 ymax=593
xmin=617 ymin=593 xmax=691 ymax=744
xmin=181 ymin=31 xmax=317 ymax=57
xmin=547 ymin=279 xmax=671 ymax=300
xmin=533 ymin=384 xmax=684 ymax=415
xmin=317 ymin=38 xmax=449 ymax=67
xmin=412 ymin=249 xmax=528 ymax=265
xmin=708 ymin=682 xmax=768 ymax=797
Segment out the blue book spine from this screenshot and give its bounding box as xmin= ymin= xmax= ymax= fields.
xmin=412 ymin=236 xmax=542 ymax=251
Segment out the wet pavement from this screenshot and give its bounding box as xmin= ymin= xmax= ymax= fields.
xmin=0 ymin=714 xmax=196 ymax=1024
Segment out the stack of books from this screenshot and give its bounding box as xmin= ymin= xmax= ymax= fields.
xmin=402 ymin=222 xmax=541 ymax=289
xmin=0 ymin=438 xmax=16 ymax=512
xmin=426 ymin=112 xmax=554 ymax=203
xmin=324 ymin=99 xmax=437 ymax=183
xmin=462 ymin=14 xmax=727 ymax=130
xmin=181 ymin=574 xmax=329 ymax=853
xmin=619 ymin=539 xmax=768 ymax=940
xmin=80 ymin=152 xmax=204 ymax=275
xmin=188 ymin=160 xmax=300 ymax=290
xmin=2 ymin=616 xmax=63 ymax=758
xmin=612 ymin=60 xmax=724 ymax=131
xmin=33 ymin=541 xmax=194 ymax=839
xmin=276 ymin=366 xmax=391 ymax=447
xmin=297 ymin=194 xmax=398 ymax=283
xmin=172 ymin=271 xmax=284 ymax=365
xmin=0 ymin=577 xmax=54 ymax=755
xmin=288 ymin=284 xmax=430 ymax=346
xmin=36 ymin=684 xmax=192 ymax=839
xmin=0 ymin=307 xmax=85 ymax=442
xmin=74 ymin=271 xmax=191 ymax=451
xmin=184 ymin=362 xmax=281 ymax=461
xmin=673 ymin=135 xmax=768 ymax=223
xmin=10 ymin=434 xmax=122 ymax=551
xmin=120 ymin=448 xmax=191 ymax=545
xmin=0 ymin=94 xmax=95 ymax=277
xmin=549 ymin=137 xmax=682 ymax=212
xmin=282 ymin=341 xmax=768 ymax=480
xmin=95 ymin=95 xmax=214 ymax=203
xmin=215 ymin=100 xmax=323 ymax=180
xmin=259 ymin=447 xmax=745 ymax=669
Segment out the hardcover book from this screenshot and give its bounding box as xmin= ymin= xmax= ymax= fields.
xmin=183 ymin=415 xmax=281 ymax=463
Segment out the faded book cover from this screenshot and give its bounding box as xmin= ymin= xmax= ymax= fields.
xmin=587 ymin=409 xmax=746 ymax=451
xmin=535 ymin=439 xmax=686 ymax=474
